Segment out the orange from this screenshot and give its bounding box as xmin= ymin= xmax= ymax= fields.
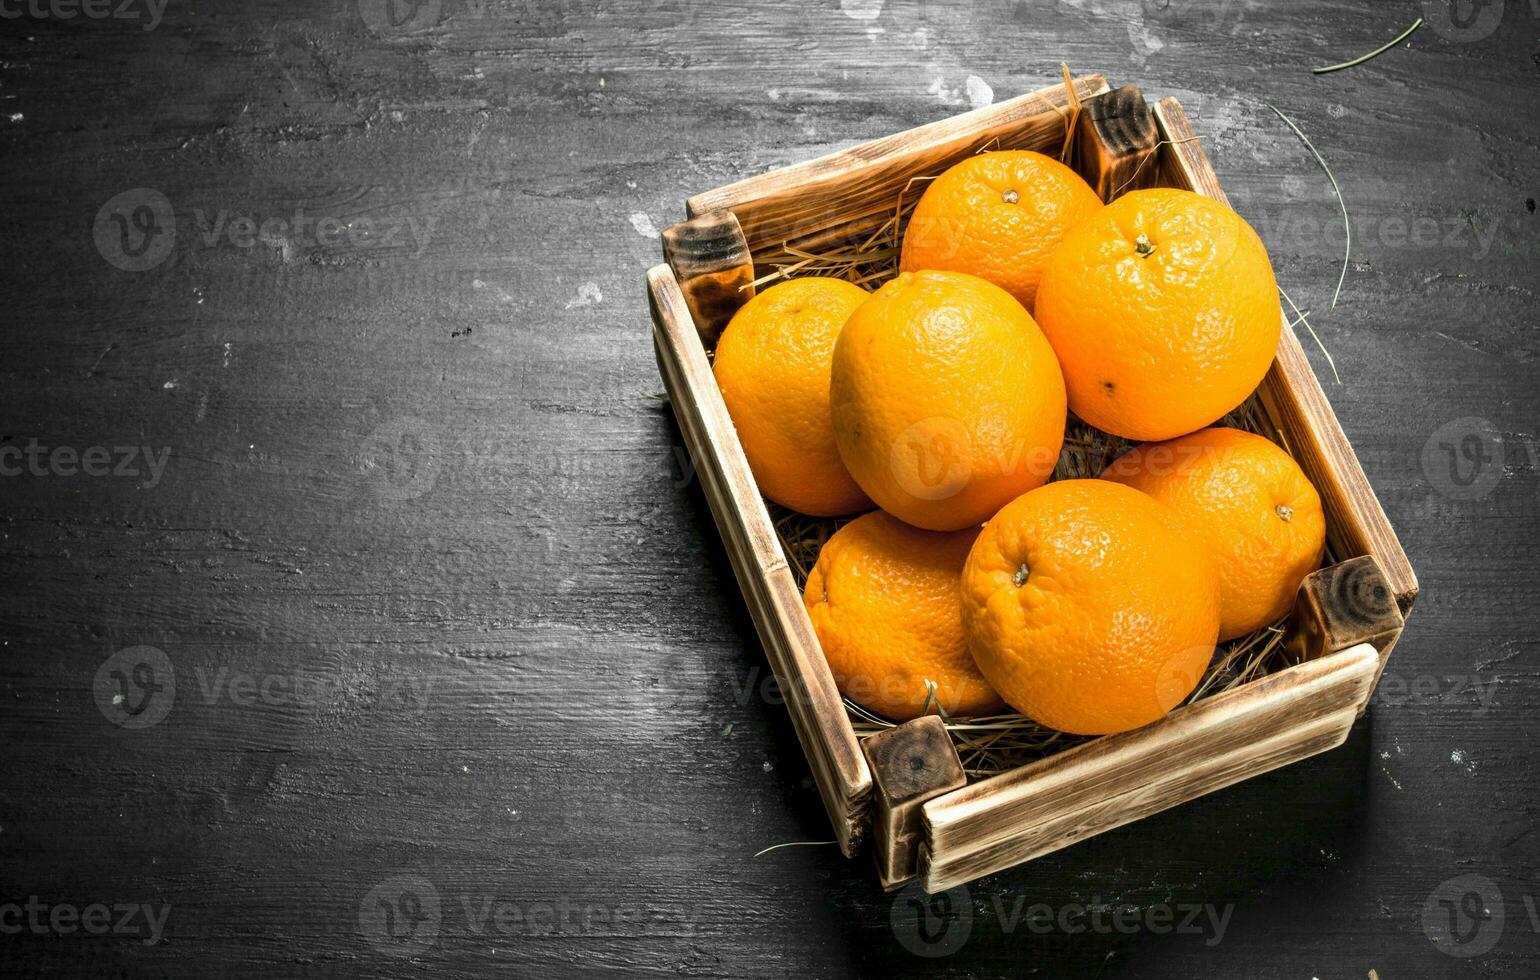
xmin=713 ymin=277 xmax=873 ymax=516
xmin=961 ymin=479 xmax=1220 ymax=735
xmin=829 ymin=270 xmax=1066 ymax=532
xmin=1102 ymin=427 xmax=1326 ymax=640
xmin=899 ymin=150 xmax=1103 ymax=312
xmin=804 ymin=511 xmax=1004 ymax=720
xmin=1035 ymin=187 xmax=1281 ymax=441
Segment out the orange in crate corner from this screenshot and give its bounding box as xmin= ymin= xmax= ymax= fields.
xmin=1102 ymin=427 xmax=1327 ymax=640
xmin=898 ymin=149 xmax=1103 ymax=313
xmin=713 ymin=277 xmax=875 ymax=517
xmin=961 ymin=479 xmax=1220 ymax=736
xmin=1035 ymin=187 xmax=1281 ymax=442
xmin=830 ymin=270 xmax=1066 ymax=532
xmin=804 ymin=511 xmax=1004 ymax=721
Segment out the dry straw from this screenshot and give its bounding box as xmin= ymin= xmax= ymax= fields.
xmin=1268 ymin=103 xmax=1350 ymax=309
xmin=1313 ymin=18 xmax=1422 ymax=74
xmin=748 ymin=72 xmax=1322 ymax=780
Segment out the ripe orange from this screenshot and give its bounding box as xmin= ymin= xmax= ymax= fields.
xmin=829 ymin=270 xmax=1066 ymax=532
xmin=804 ymin=511 xmax=1004 ymax=721
xmin=960 ymin=479 xmax=1220 ymax=735
xmin=713 ymin=277 xmax=873 ymax=516
xmin=1034 ymin=187 xmax=1281 ymax=441
xmin=1101 ymin=427 xmax=1326 ymax=640
xmin=899 ymin=150 xmax=1103 ymax=312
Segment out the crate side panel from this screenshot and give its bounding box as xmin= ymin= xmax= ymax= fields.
xmin=918 ymin=707 xmax=1358 ymax=892
xmin=648 ymin=266 xmax=871 ymax=855
xmin=688 ymin=75 xmax=1110 ymax=254
xmin=921 ymin=645 xmax=1379 ymax=856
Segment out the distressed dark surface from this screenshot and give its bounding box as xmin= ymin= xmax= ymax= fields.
xmin=1 ymin=1 xmax=1537 ymax=977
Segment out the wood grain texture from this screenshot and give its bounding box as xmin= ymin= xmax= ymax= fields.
xmin=920 ymin=707 xmax=1361 ymax=893
xmin=687 ymin=74 xmax=1111 ymax=252
xmin=1285 ymin=555 xmax=1406 ymax=668
xmin=660 ymin=210 xmax=755 ymax=345
xmin=1075 ymin=85 xmax=1161 ymax=201
xmin=1 ymin=1 xmax=1536 ymax=976
xmin=649 ymin=265 xmax=870 ymax=856
xmin=919 ymin=646 xmax=1381 ymax=891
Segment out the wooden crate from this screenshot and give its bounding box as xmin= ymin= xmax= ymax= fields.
xmin=646 ymin=74 xmax=1417 ymax=892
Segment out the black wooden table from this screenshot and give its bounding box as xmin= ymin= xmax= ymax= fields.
xmin=2 ymin=2 xmax=1536 ymax=977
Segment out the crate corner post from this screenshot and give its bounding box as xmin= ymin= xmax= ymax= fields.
xmin=1075 ymin=84 xmax=1161 ymax=202
xmin=660 ymin=209 xmax=755 ymax=346
xmin=861 ymin=715 xmax=967 ymax=890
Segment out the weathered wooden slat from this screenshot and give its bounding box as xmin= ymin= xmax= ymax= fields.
xmin=921 ymin=646 xmax=1378 ymax=855
xmin=919 ymin=705 xmax=1360 ymax=892
xmin=1152 ymin=96 xmax=1418 ymax=612
xmin=648 ymin=264 xmax=871 ymax=856
xmin=687 ymin=74 xmax=1111 ymax=253
xmin=648 ymin=267 xmax=783 ymax=573
xmin=916 ymin=645 xmax=1379 ymax=891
